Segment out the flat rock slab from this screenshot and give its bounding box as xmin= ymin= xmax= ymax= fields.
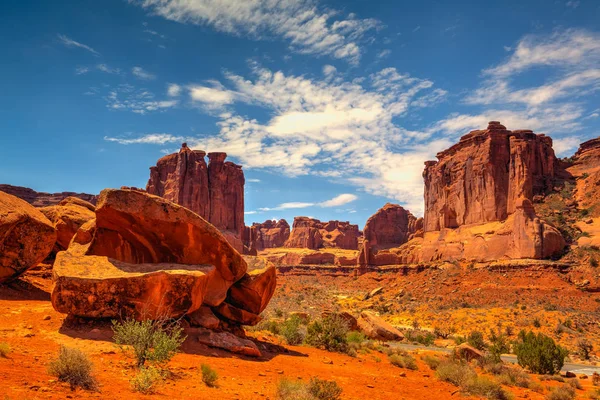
xmin=193 ymin=327 xmax=261 ymax=357
xmin=52 ymin=250 xmax=214 ymax=319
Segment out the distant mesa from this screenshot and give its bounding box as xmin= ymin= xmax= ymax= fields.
xmin=243 ymin=219 xmax=291 ymax=253
xmin=0 ymin=184 xmax=98 ymax=207
xmin=285 ymin=217 xmax=361 ymax=250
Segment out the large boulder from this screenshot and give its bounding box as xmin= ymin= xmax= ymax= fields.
xmin=52 ymin=188 xmax=249 ymax=318
xmin=0 ymin=191 xmax=56 ymax=282
xmin=357 ymin=311 xmax=404 ymax=341
xmin=227 ymin=266 xmax=277 ymax=315
xmin=39 ymin=197 xmax=95 ymax=252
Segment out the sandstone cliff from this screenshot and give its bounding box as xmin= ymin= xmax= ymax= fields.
xmin=243 ymin=219 xmax=291 ymax=252
xmin=285 ymin=217 xmax=361 ymax=250
xmin=0 ymin=184 xmax=98 ymax=207
xmin=146 ymin=143 xmax=245 ymax=252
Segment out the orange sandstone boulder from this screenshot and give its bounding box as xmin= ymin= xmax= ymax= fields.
xmin=39 ymin=197 xmax=95 ymax=252
xmin=0 ymin=191 xmax=56 ymax=282
xmin=357 ymin=311 xmax=404 ymax=341
xmin=194 ymin=327 xmax=261 ymax=357
xmin=227 ymin=266 xmax=277 ymax=315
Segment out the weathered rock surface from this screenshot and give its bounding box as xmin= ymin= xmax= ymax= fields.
xmin=39 ymin=197 xmax=95 ymax=252
xmin=285 ymin=217 xmax=360 ymax=250
xmin=194 ymin=327 xmax=261 ymax=357
xmin=0 ymin=184 xmax=97 ymax=207
xmin=187 ymin=306 xmax=221 ymax=330
xmin=423 ymin=122 xmax=560 ymax=231
xmin=322 ymin=311 xmax=358 ymax=331
xmin=357 ymin=311 xmax=404 ymax=341
xmin=0 ymin=191 xmax=56 ymax=282
xmin=227 ymin=266 xmax=277 ymax=315
xmin=146 ymin=143 xmax=245 ymax=252
xmin=243 ymin=219 xmax=290 ymax=251
xmin=52 ymin=188 xmax=250 ymax=318
xmin=358 ymin=204 xmax=421 ymax=267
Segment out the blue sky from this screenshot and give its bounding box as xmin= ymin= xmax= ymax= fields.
xmin=1 ymin=0 xmax=599 ymax=228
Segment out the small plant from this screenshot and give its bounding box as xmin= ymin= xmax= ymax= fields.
xmin=422 ymin=354 xmax=444 ymax=370
xmin=436 ymin=360 xmax=476 ymax=387
xmin=276 ymin=377 xmax=342 ymax=400
xmin=280 ymin=315 xmax=305 ymax=345
xmin=545 ymin=385 xmax=576 ymax=400
xmin=0 ymin=342 xmax=10 ymax=358
xmin=405 ymin=329 xmax=435 ymax=346
xmin=533 ymin=318 xmax=542 ymax=328
xmin=388 ymin=351 xmax=418 ymax=370
xmin=112 ymin=318 xmax=185 ymax=367
xmin=305 ymin=315 xmax=349 ymax=354
xmin=592 ymin=257 xmax=599 ymax=268
xmin=307 ymin=377 xmax=342 ymax=400
xmin=201 ymin=363 xmax=219 ymax=387
xmin=488 ymin=331 xmax=510 ymax=363
xmin=467 ymin=331 xmax=486 ymax=350
xmin=130 ymin=366 xmax=162 ymax=394
xmin=576 ymin=338 xmax=593 ymax=360
xmin=490 ymin=364 xmax=531 ymax=388
xmin=514 ymin=330 xmax=568 ymax=374
xmin=346 ymin=331 xmax=366 ymax=344
xmin=433 ymin=323 xmax=456 ymax=339
xmin=48 ymin=346 xmax=97 ymax=390
xmin=463 ymin=376 xmax=512 ymax=400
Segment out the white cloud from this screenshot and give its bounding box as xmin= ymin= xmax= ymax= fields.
xmin=97 ymin=64 xmax=122 ymax=74
xmin=132 ymin=66 xmax=156 ymax=80
xmin=566 ymin=0 xmax=580 ymax=8
xmin=189 ymin=84 xmax=236 ymax=107
xmin=57 ymin=34 xmax=100 ymax=56
xmin=167 ymin=83 xmax=182 ymax=97
xmin=259 ymin=202 xmax=315 ymax=211
xmin=244 ymin=210 xmax=258 ymax=215
xmin=322 ymin=65 xmax=337 ymax=77
xmin=130 ymin=0 xmax=380 ymax=63
xmin=319 ymin=193 xmax=357 ymax=207
xmin=553 ymin=136 xmax=581 ymax=157
xmin=103 ymin=84 xmax=178 ymax=114
xmin=75 ymin=66 xmax=89 ymax=75
xmin=104 ymin=133 xmax=184 ymax=145
xmin=247 ymin=178 xmax=261 ymax=183
xmin=376 ymin=49 xmax=391 ymax=59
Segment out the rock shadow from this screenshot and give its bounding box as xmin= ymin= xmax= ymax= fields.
xmin=0 ymin=278 xmax=51 ymax=301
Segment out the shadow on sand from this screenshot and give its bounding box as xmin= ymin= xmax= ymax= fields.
xmin=0 ymin=277 xmax=51 ymax=301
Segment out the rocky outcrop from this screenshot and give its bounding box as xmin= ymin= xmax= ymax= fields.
xmin=39 ymin=197 xmax=95 ymax=253
xmin=51 ymin=188 xmax=274 ymax=320
xmin=285 ymin=217 xmax=360 ymax=250
xmin=357 ymin=311 xmax=404 ymax=341
xmin=0 ymin=191 xmax=57 ymax=282
xmin=423 ymin=121 xmax=559 ymax=231
xmin=243 ymin=219 xmax=290 ymax=251
xmin=0 ymin=184 xmax=98 ymax=207
xmin=146 ymin=144 xmax=245 ymax=252
xmin=358 ymin=204 xmax=421 ymax=267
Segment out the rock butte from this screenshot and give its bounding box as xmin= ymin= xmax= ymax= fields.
xmin=285 ymin=217 xmax=361 ymax=250
xmin=243 ymin=219 xmax=291 ymax=253
xmin=0 ymin=184 xmax=98 ymax=207
xmin=51 ymin=189 xmax=276 ymax=349
xmin=146 ymin=143 xmax=245 ymax=253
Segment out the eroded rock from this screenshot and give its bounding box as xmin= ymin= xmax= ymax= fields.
xmin=357 ymin=311 xmax=404 ymax=341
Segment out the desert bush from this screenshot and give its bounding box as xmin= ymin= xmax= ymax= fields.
xmin=434 ymin=323 xmax=456 ymax=339
xmin=453 ymin=335 xmax=467 ymax=345
xmin=488 ymin=331 xmax=510 ymax=363
xmin=201 ymin=363 xmax=218 ymax=387
xmin=490 ymin=364 xmax=531 ymax=388
xmin=540 ymin=374 xmax=565 ymax=383
xmin=305 ymin=315 xmax=349 ymax=354
xmin=436 ymin=360 xmax=477 ymax=387
xmin=591 ymin=258 xmax=599 ymax=268
xmin=346 ymin=331 xmax=366 ymax=344
xmin=567 ymin=378 xmax=582 ymax=390
xmin=514 ymin=330 xmax=568 ymax=374
xmin=275 ymin=377 xmax=342 ymax=400
xmin=48 ymin=346 xmax=97 ymax=390
xmin=463 ymin=376 xmax=513 ymax=400
xmin=545 ymin=385 xmax=576 ymax=400
xmin=467 ymin=331 xmax=486 ymax=350
xmin=112 ymin=318 xmax=185 ymax=367
xmin=593 ymin=372 xmax=600 ymax=386
xmin=422 ymin=354 xmax=444 ymax=370
xmin=388 ymin=351 xmax=418 ymax=370
xmin=577 ymin=338 xmax=593 ymax=360
xmin=281 ymin=315 xmax=305 ymax=345
xmin=0 ymin=342 xmax=10 ymax=358
xmin=255 ymin=319 xmax=281 ymax=335
xmin=405 ymin=329 xmax=435 ymax=346
xmin=130 ymin=366 xmax=162 ymax=394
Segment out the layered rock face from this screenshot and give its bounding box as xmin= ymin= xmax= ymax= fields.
xmin=0 ymin=184 xmax=98 ymax=207
xmin=423 ymin=121 xmax=558 ymax=232
xmin=358 ymin=203 xmax=422 ymax=267
xmin=0 ymin=191 xmax=56 ymax=282
xmin=146 ymin=144 xmax=245 ymax=252
xmin=52 ymin=189 xmax=276 ymax=329
xmin=285 ymin=217 xmax=360 ymax=250
xmin=243 ymin=219 xmax=291 ymax=251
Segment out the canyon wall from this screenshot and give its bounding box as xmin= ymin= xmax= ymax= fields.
xmin=0 ymin=184 xmax=98 ymax=207
xmin=285 ymin=217 xmax=361 ymax=250
xmin=243 ymin=219 xmax=291 ymax=252
xmin=146 ymin=143 xmax=245 ymax=252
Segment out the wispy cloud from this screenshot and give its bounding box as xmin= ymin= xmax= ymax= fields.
xmin=130 ymin=0 xmax=380 ymax=63
xmin=57 ymin=34 xmax=100 ymax=56
xmin=167 ymin=83 xmax=182 ymax=97
xmin=75 ymin=66 xmax=89 ymax=75
xmin=132 ymin=66 xmax=156 ymax=80
xmin=319 ymin=193 xmax=357 ymax=207
xmin=247 ymin=178 xmax=261 ymax=183
xmin=96 ymin=64 xmax=122 ymax=74
xmin=103 ymin=84 xmax=178 ymax=114
xmin=257 ymin=193 xmax=358 ymax=211
xmin=104 ymin=133 xmax=184 ymax=145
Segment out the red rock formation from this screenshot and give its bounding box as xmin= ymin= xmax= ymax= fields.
xmin=146 ymin=144 xmax=245 ymax=252
xmin=358 ymin=204 xmax=421 ymax=267
xmin=423 ymin=121 xmax=559 ymax=232
xmin=243 ymin=219 xmax=290 ymax=251
xmin=0 ymin=184 xmax=98 ymax=207
xmin=285 ymin=217 xmax=360 ymax=250
xmin=39 ymin=197 xmax=95 ymax=253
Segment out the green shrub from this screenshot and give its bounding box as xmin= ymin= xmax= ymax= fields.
xmin=346 ymin=331 xmax=366 ymax=344
xmin=307 ymin=377 xmax=342 ymax=400
xmin=130 ymin=366 xmax=162 ymax=394
xmin=276 ymin=378 xmax=311 ymax=400
xmin=464 ymin=376 xmax=513 ymax=400
xmin=514 ymin=330 xmax=568 ymax=374
xmin=567 ymin=378 xmax=582 ymax=390
xmin=436 ymin=360 xmax=476 ymax=387
xmin=389 ymin=353 xmax=418 ymax=370
xmin=255 ymin=319 xmax=281 ymax=335
xmin=488 ymin=331 xmax=510 ymax=363
xmin=491 ymin=364 xmax=531 ymax=388
xmin=467 ymin=331 xmax=486 ymax=350
xmin=48 ymin=346 xmax=97 ymax=390
xmin=576 ymin=338 xmax=593 ymax=360
xmin=112 ymin=318 xmax=185 ymax=367
xmin=422 ymin=354 xmax=444 ymax=370
xmin=405 ymin=329 xmax=435 ymax=346
xmin=281 ymin=315 xmax=305 ymax=345
xmin=201 ymin=363 xmax=219 ymax=387
xmin=545 ymin=385 xmax=576 ymax=400
xmin=305 ymin=315 xmax=349 ymax=354
xmin=0 ymin=342 xmax=10 ymax=358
